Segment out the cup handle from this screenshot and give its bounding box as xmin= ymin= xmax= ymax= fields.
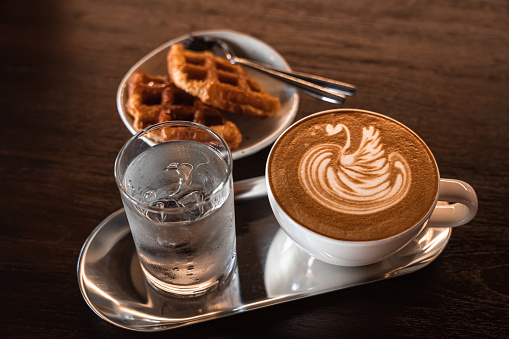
xmin=428 ymin=178 xmax=478 ymax=228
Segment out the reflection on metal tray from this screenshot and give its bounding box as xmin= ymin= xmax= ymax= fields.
xmin=77 ymin=194 xmax=451 ymax=332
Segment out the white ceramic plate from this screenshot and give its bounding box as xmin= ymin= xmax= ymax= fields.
xmin=116 ymin=29 xmax=299 ymax=160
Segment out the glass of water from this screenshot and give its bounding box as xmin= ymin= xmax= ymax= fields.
xmin=114 ymin=121 xmax=236 ymax=296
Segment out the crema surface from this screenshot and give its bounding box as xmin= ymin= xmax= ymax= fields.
xmin=268 ymin=110 xmax=439 ymax=241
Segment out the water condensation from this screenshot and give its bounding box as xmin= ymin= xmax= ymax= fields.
xmin=122 ymin=140 xmax=235 ymax=288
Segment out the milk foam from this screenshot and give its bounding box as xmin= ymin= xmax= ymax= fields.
xmin=298 ymin=123 xmax=411 ymax=215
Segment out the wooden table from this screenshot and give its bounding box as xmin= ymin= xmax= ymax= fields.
xmin=1 ymin=0 xmax=507 ymax=337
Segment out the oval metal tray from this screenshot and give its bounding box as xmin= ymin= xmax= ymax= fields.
xmin=77 ymin=192 xmax=451 ymax=332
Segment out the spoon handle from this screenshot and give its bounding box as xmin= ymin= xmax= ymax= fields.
xmin=264 ymin=68 xmax=356 ymax=97
xmin=234 ymin=57 xmax=356 ymax=104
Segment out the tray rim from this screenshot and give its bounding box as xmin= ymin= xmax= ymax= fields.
xmin=77 ymin=207 xmax=451 ymax=332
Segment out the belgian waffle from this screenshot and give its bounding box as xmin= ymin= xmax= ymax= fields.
xmin=167 ymin=43 xmax=280 ymax=119
xmin=126 ymin=71 xmax=242 ymax=150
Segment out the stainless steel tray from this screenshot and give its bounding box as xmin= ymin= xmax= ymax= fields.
xmin=77 ymin=187 xmax=451 ymax=332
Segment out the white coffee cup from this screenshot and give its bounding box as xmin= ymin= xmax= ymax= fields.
xmin=266 ymin=109 xmax=478 ymax=266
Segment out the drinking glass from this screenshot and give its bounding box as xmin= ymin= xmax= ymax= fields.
xmin=115 ymin=121 xmax=236 ymax=296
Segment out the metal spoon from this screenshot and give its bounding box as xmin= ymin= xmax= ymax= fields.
xmin=183 ymin=36 xmax=356 ymax=104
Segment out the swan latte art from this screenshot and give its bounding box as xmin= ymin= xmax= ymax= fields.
xmin=268 ymin=110 xmax=439 ymax=241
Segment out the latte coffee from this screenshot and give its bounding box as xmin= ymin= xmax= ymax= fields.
xmin=267 ymin=110 xmax=439 ymax=241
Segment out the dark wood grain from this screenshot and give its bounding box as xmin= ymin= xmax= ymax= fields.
xmin=1 ymin=0 xmax=507 ymax=337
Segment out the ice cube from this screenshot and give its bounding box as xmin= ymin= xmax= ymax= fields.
xmin=156 ymin=235 xmax=190 ymax=249
xmin=159 ymin=162 xmax=195 ymax=197
xmin=178 ymin=190 xmax=207 ymax=220
xmin=142 ymin=198 xmax=180 ymax=222
xmin=178 ymin=190 xmax=204 ymax=206
xmin=178 ymin=163 xmax=194 ymax=185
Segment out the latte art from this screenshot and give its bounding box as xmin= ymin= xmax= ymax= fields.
xmin=298 ymin=124 xmax=411 ymax=214
xmin=267 ymin=110 xmax=438 ymax=241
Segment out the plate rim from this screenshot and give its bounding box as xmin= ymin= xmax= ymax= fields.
xmin=116 ymin=29 xmax=300 ymax=160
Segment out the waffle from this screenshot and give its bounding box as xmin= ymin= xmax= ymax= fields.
xmin=167 ymin=43 xmax=280 ymax=119
xmin=126 ymin=71 xmax=242 ymax=150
